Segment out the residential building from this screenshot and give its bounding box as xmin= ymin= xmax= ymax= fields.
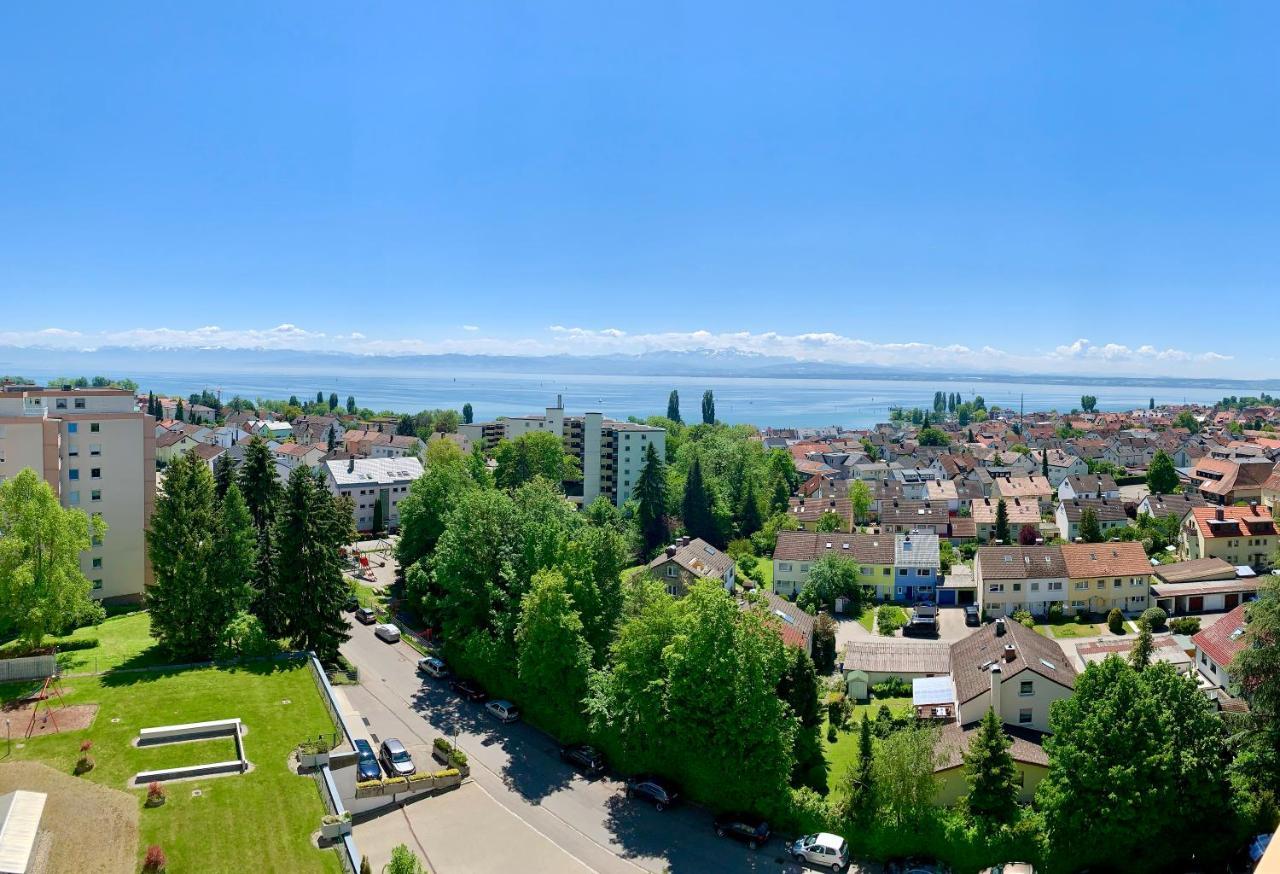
xmin=0 ymin=386 xmax=155 ymax=602
xmin=972 ymin=497 xmax=1040 ymax=542
xmin=1059 ymin=541 xmax=1152 ymax=616
xmin=1191 ymin=603 xmax=1249 ymax=695
xmin=1179 ymin=504 xmax=1279 ymax=570
xmin=753 ymin=591 xmax=815 ymax=655
xmin=323 ymin=456 xmax=424 ymax=533
xmin=1028 ymin=449 xmax=1087 ymax=487
xmin=880 ymin=500 xmax=952 ymax=536
xmin=893 ymin=533 xmax=940 ymax=603
xmin=1057 ymin=473 xmax=1119 ymax=502
xmin=272 ymin=441 xmax=327 ymax=472
xmin=458 ymin=397 xmax=665 ymax=507
xmin=1054 ymin=497 xmax=1128 ymax=543
xmin=1137 ymin=492 xmax=1207 ymax=521
xmin=974 ymin=546 xmax=1068 ymax=618
xmin=252 ymin=420 xmax=293 ymax=441
xmin=155 ymin=429 xmax=200 ymax=464
xmin=772 ymin=531 xmax=895 ymax=599
xmin=646 ymin=536 xmax=735 ymax=597
xmin=1263 ymin=468 xmax=1280 ymax=516
xmin=787 ymin=496 xmax=853 ymax=532
xmin=991 ymin=475 xmax=1055 ymax=512
xmin=1188 ymin=457 xmax=1277 ymax=505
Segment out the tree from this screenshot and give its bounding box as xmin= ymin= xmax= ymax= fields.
xmin=396 ymin=441 xmax=477 ymax=569
xmin=516 ymin=569 xmax=593 ymax=737
xmin=666 ymin=390 xmax=682 ymax=423
xmin=849 ymin=480 xmax=872 ymax=526
xmin=737 ymin=475 xmax=763 ymax=537
xmin=0 ymin=469 xmax=105 ymax=646
xmin=1150 ymin=397 xmax=1155 ymax=410
xmin=1079 ymin=507 xmax=1103 ymax=543
xmin=462 ymin=402 xmax=473 ymax=424
xmin=964 ymin=708 xmax=1019 ymax=827
xmin=327 ymin=392 xmax=338 ymax=411
xmin=1173 ymin=410 xmax=1201 ymax=434
xmin=1081 ymin=395 xmax=1098 ymax=412
xmin=870 ymin=725 xmax=939 ymax=827
xmin=798 ymin=554 xmax=864 ymax=617
xmin=917 ymin=426 xmax=949 ymax=446
xmin=635 ymin=442 xmax=669 ymax=556
xmin=213 ymin=452 xmax=239 ymax=500
xmin=371 ymin=495 xmax=384 ymax=537
xmin=347 ymin=395 xmax=357 ymax=415
xmin=316 ymin=391 xmax=325 ymax=407
xmin=1107 ymin=607 xmax=1125 ymax=634
xmin=994 ymin=498 xmax=1010 ymax=544
xmin=816 ymin=509 xmax=844 ymax=532
xmin=1130 ymin=618 xmax=1154 ymax=670
xmin=778 ymin=646 xmax=824 ymax=787
xmin=238 ymin=437 xmax=285 ymax=635
xmin=494 ymin=431 xmax=579 ymax=490
xmin=1146 ymin=449 xmax=1179 ymax=495
xmin=174 ymin=398 xmax=184 ymax=422
xmin=680 ymin=455 xmax=717 ymax=545
xmin=289 ymin=395 xmax=301 ymax=407
xmin=843 ymin=712 xmax=876 ymax=820
xmin=812 ymin=613 xmax=838 ymax=674
xmin=1018 ymin=523 xmax=1039 ymax=545
xmin=274 ymin=468 xmax=352 ymax=661
xmin=1042 ymin=449 xmax=1050 ymax=479
xmin=701 ymin=390 xmax=715 ymax=425
xmin=385 ymin=844 xmax=427 ymax=874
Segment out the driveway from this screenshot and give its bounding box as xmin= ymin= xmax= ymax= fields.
xmin=340 ymin=618 xmax=795 ymax=874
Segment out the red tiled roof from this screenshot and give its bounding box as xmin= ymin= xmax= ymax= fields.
xmin=1190 ymin=504 xmax=1278 ymax=539
xmin=1059 ymin=542 xmax=1152 ymax=579
xmin=1192 ymin=603 xmax=1250 ymax=668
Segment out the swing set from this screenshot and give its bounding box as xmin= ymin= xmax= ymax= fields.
xmin=23 ymin=674 xmax=68 ymax=738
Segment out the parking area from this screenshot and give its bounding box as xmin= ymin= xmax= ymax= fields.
xmin=936 ymin=606 xmax=977 ymax=641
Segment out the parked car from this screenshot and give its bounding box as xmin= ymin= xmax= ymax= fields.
xmin=624 ymin=775 xmax=679 ymax=811
xmin=354 ymin=607 xmax=377 ymax=625
xmin=903 ymin=605 xmax=939 ymax=636
xmin=378 ymin=738 xmax=415 ymax=777
xmin=344 ymin=593 xmax=360 ymax=612
xmin=886 ymin=858 xmax=950 ymax=874
xmin=485 ymin=700 xmax=520 ymax=723
xmin=979 ymin=865 xmax=1033 ymax=874
xmin=373 ymin=623 xmax=401 ymax=643
xmin=417 ymin=656 xmax=449 ymax=679
xmin=559 ymin=744 xmax=605 ymax=776
xmin=964 ymin=605 xmax=980 ymax=626
xmin=788 ymin=832 xmax=850 ymax=871
xmin=450 ymin=678 xmax=486 ymax=702
xmin=712 ymin=813 xmax=770 ymax=849
xmin=353 ymin=738 xmax=382 ymax=782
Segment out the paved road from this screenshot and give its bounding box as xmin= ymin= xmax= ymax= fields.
xmin=340 ymin=619 xmax=810 ymax=874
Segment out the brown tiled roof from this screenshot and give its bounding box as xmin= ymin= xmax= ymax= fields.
xmin=190 ymin=443 xmax=224 ymax=462
xmin=1057 ymin=497 xmax=1127 ymax=523
xmin=156 ymin=430 xmax=194 ymax=449
xmin=949 ymin=619 xmax=1075 ymax=705
xmin=1191 ymin=603 xmax=1249 ymax=667
xmin=1059 ymin=542 xmax=1152 ymax=579
xmin=949 ymin=517 xmax=978 ymax=538
xmin=934 ymin=720 xmax=1049 ymax=771
xmin=647 ymin=537 xmax=735 ymax=579
xmin=755 ymin=592 xmax=815 ymax=651
xmin=788 ymin=496 xmax=853 ymax=526
xmin=841 ymin=640 xmax=951 ymax=675
xmin=1140 ymin=493 xmax=1207 ymax=519
xmin=1190 ymin=504 xmax=1278 ymax=539
xmin=1062 ymin=474 xmax=1118 ymax=495
xmin=1152 ymin=557 xmax=1237 ymax=585
xmin=976 ymin=546 xmax=1067 ymax=580
xmin=972 ymin=497 xmax=1040 ymax=524
xmin=772 ymin=531 xmax=895 ymax=564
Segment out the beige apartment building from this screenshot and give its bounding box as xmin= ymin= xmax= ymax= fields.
xmin=458 ymin=396 xmax=665 ymax=507
xmin=0 ymin=386 xmax=155 ymax=602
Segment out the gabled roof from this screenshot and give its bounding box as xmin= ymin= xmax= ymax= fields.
xmin=1139 ymin=492 xmax=1207 ymax=519
xmin=772 ymin=531 xmax=895 ymax=565
xmin=1056 ymin=496 xmax=1127 ymax=523
xmin=1191 ymin=603 xmax=1250 ymax=667
xmin=1189 ymin=504 xmax=1278 ymax=539
xmin=976 ymin=546 xmax=1066 ymax=580
xmin=842 ymin=640 xmax=951 ymax=675
xmin=934 ymin=721 xmax=1048 ymax=772
xmin=755 ymin=592 xmax=815 ymax=651
xmin=647 ymin=537 xmax=735 ymax=579
xmin=1059 ymin=542 xmax=1152 ymax=579
xmin=1062 ymin=473 xmax=1118 ymax=494
xmin=949 ymin=618 xmax=1076 ymax=705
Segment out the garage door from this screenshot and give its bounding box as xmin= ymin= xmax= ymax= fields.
xmin=938 ymin=590 xmax=956 ymax=606
xmin=1225 ymin=593 xmax=1239 ymax=610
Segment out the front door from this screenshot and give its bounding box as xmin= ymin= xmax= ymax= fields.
xmin=904 ymin=586 xmax=913 ymax=602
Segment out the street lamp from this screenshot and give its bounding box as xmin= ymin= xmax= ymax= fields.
xmin=5 ymin=718 xmax=10 ymax=757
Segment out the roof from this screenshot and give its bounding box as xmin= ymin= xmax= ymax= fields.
xmin=934 ymin=721 xmax=1049 ymax=772
xmin=895 ymin=533 xmax=940 ymax=568
xmin=773 ymin=531 xmax=895 ymax=565
xmin=190 ymin=442 xmax=225 ymax=462
xmin=1151 ymin=578 xmax=1262 ymax=598
xmin=756 ymin=592 xmax=815 ymax=650
xmin=1192 ymin=603 xmax=1250 ymax=667
xmin=325 ymin=456 xmax=424 ymax=487
xmin=156 ymin=430 xmax=195 ymax=448
xmin=0 ymin=790 xmax=46 ymax=874
xmin=841 ymin=640 xmax=951 ymax=675
xmin=1062 ymin=473 xmax=1119 ymax=494
xmin=912 ymin=675 xmax=955 ymax=707
xmin=1190 ymin=504 xmax=1279 ymax=539
xmin=976 ymin=546 xmax=1067 ymax=580
xmin=647 ymin=537 xmax=735 ymax=579
xmin=949 ymin=618 xmax=1076 ymax=705
xmin=972 ymin=497 xmax=1040 ymax=524
xmin=1140 ymin=492 xmax=1207 ymax=518
xmin=1153 ymin=557 xmax=1239 ymax=584
xmin=788 ymin=496 xmax=853 ymax=525
xmin=1076 ymin=635 xmax=1192 ymax=671
xmin=993 ymin=475 xmax=1054 ymax=499
xmin=1191 ymin=457 xmax=1276 ymax=497
xmin=1057 ymin=497 xmax=1128 ymax=523
xmin=1059 ymin=542 xmax=1152 ymax=579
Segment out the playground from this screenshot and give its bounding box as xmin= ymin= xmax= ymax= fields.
xmin=1 ymin=677 xmax=99 ymax=738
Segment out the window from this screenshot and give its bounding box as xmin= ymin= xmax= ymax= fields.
xmin=1075 ymin=581 xmax=1088 ymax=590
xmin=1049 ymin=581 xmax=1063 ymax=591
xmin=90 ymin=444 xmax=101 ymax=456
xmin=68 ymin=469 xmax=79 ymax=480
xmin=68 ymin=423 xmax=77 ymax=433
xmin=1019 ymin=708 xmax=1033 ymax=725
xmin=1012 ymin=583 xmax=1021 ymax=592
xmin=74 ymin=398 xmax=86 ymax=409
xmin=91 ymin=490 xmax=101 ymax=502
xmin=666 ymin=566 xmax=677 ymax=578
xmin=989 ymin=583 xmax=1004 ymax=593
xmin=90 ymin=468 xmax=101 ymax=479
xmin=91 ymin=533 xmax=103 ymax=547
xmin=90 ymin=423 xmax=100 ymax=433
xmin=91 ymin=557 xmax=103 ymax=569
xmin=779 ymin=563 xmax=793 ymax=572
xmin=55 ymin=398 xmax=67 ymax=409
xmin=665 ymin=584 xmax=679 ymax=596
xmin=92 ymin=579 xmax=103 ymax=591
xmin=917 ymin=568 xmax=929 ymax=576
xmin=882 ymin=568 xmax=890 ymax=575
xmin=1020 ymin=680 xmax=1033 ymax=696
xmin=898 ymin=568 xmax=908 ymax=576
xmin=68 ymin=491 xmax=80 ymax=505
xmin=896 ymin=586 xmax=905 ymax=596
xmin=1030 ymin=582 xmax=1039 ymax=592
xmin=1113 ymin=579 xmax=1121 ymax=588
xmin=68 ymin=444 xmax=78 ymax=457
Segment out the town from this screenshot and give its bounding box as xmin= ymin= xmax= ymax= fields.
xmin=0 ymin=377 xmax=1277 ymax=874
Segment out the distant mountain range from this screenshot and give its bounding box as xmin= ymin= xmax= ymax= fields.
xmin=1 ymin=344 xmax=1278 ymax=391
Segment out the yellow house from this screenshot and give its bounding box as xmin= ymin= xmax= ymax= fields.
xmin=1059 ymin=541 xmax=1153 ymax=616
xmin=1180 ymin=505 xmax=1279 ymax=570
xmin=934 ymin=722 xmax=1048 ymax=805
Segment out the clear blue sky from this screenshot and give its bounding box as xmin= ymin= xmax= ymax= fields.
xmin=2 ymin=2 xmax=1277 ymax=376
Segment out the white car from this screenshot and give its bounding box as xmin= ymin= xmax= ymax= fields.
xmin=417 ymin=656 xmax=448 ymax=678
xmin=373 ymin=623 xmax=401 ymax=643
xmin=484 ymin=700 xmax=520 ymax=723
xmin=788 ymin=832 xmax=849 ymax=871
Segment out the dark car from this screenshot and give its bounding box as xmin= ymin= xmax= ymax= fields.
xmin=713 ymin=813 xmax=770 ymax=849
xmin=344 ymin=593 xmax=360 ymax=612
xmin=378 ymin=738 xmax=415 ymax=777
xmin=450 ymin=678 xmax=486 ymax=702
xmin=625 ymin=775 xmax=679 ymax=811
xmin=903 ymin=605 xmax=939 ymax=636
xmin=964 ymin=605 xmax=981 ymax=626
xmin=354 ymin=607 xmax=377 ymax=625
xmin=560 ymin=744 xmax=606 ymax=776
xmin=353 ymin=738 xmax=382 ymax=782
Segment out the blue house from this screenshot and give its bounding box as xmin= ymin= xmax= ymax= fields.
xmin=893 ymin=533 xmax=940 ymax=603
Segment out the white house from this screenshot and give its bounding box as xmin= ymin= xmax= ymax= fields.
xmin=324 ymin=456 xmax=424 ymax=533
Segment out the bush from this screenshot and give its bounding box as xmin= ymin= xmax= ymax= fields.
xmin=1170 ymin=616 xmax=1202 ymax=635
xmin=146 ymin=781 xmax=166 ymax=806
xmin=826 ymin=691 xmax=850 ymax=730
xmin=431 ymin=768 xmax=460 ymax=779
xmin=1047 ymin=603 xmax=1064 ymax=624
xmin=1107 ymin=608 xmax=1125 ymax=634
xmin=143 ymin=845 xmax=167 ymax=873
xmin=216 ymin=610 xmax=278 ymax=660
xmin=298 ymin=737 xmax=334 ymax=756
xmin=433 ymin=737 xmax=467 ymax=767
xmin=871 ymin=677 xmax=911 ymax=699
xmin=1140 ymin=606 xmax=1168 ymax=630
xmin=877 ymin=605 xmax=907 ymax=636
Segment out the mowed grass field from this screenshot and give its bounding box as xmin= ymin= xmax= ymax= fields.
xmin=821 ymin=695 xmax=912 ymax=797
xmin=1 ymin=617 xmax=342 ymax=873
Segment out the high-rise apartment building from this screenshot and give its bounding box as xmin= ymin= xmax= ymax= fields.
xmin=459 ymin=397 xmax=665 ymax=506
xmin=0 ymin=386 xmax=155 ymax=602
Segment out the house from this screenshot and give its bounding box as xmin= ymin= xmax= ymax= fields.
xmin=1189 ymin=457 xmax=1277 ymax=505
xmin=880 ymin=500 xmax=952 ymax=536
xmin=1151 ymin=558 xmax=1260 ymax=615
xmin=1191 ymin=602 xmax=1250 ymax=695
xmin=1179 ymin=504 xmax=1279 ymax=570
xmin=647 ymin=536 xmax=736 ymax=597
xmin=772 ymin=531 xmax=894 ymax=599
xmin=787 ymin=496 xmax=853 ymax=532
xmin=1059 ymin=541 xmax=1153 ymax=616
xmin=1104 ymin=436 xmax=1158 ymax=470
xmin=1263 ymin=468 xmax=1280 ymax=516
xmin=253 ymin=420 xmax=294 ymax=441
xmin=323 ymin=455 xmax=424 ymax=534
xmin=972 ymin=497 xmax=1040 ymax=542
xmin=893 ymin=533 xmax=940 ymax=603
xmin=1028 ymin=449 xmax=1087 ymax=487
xmin=1054 ymin=497 xmax=1128 ymax=543
xmin=272 ymin=441 xmax=326 ymax=472
xmin=975 ymin=546 xmax=1068 ymax=619
xmin=156 ymin=429 xmax=200 ymax=464
xmin=991 ymin=475 xmax=1055 ymax=513
xmin=203 ymin=424 xmax=252 ymax=448
xmin=190 ymin=442 xmax=226 ymax=471
xmin=1057 ymin=474 xmax=1120 ymax=502
xmin=753 ymin=591 xmax=815 ymax=656
xmin=1137 ymin=492 xmax=1207 ymax=521
xmin=292 ymin=415 xmax=345 ymax=447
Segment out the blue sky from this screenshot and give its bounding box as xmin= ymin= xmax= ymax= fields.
xmin=2 ymin=2 xmax=1277 ymax=376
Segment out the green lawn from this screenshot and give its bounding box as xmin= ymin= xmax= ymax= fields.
xmin=0 ymin=611 xmax=165 ymax=675
xmin=822 ymin=695 xmax=912 ymax=797
xmin=1043 ymin=620 xmax=1107 ymax=639
xmin=748 ymin=556 xmax=774 ymax=591
xmin=857 ymin=607 xmax=877 ymax=632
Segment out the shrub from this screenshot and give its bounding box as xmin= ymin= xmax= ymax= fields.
xmin=1170 ymin=616 xmax=1202 ymax=635
xmin=1107 ymin=608 xmax=1125 ymax=634
xmin=143 ymin=845 xmax=167 ymax=873
xmin=216 ymin=610 xmax=278 ymax=660
xmin=877 ymin=605 xmax=908 ymax=636
xmin=298 ymin=737 xmax=334 ymax=756
xmin=1047 ymin=603 xmax=1064 ymax=624
xmin=433 ymin=737 xmax=467 ymax=767
xmin=431 ymin=768 xmax=460 ymax=779
xmin=826 ymin=691 xmax=849 ymax=730
xmin=146 ymin=781 xmax=166 ymax=806
xmin=871 ymin=677 xmax=911 ymax=699
xmin=1140 ymin=606 xmax=1168 ymax=630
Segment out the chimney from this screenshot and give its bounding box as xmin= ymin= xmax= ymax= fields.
xmin=665 ymin=545 xmax=677 ymax=557
xmin=1003 ymin=643 xmax=1017 ymax=663
xmin=347 ymin=455 xmax=355 ymax=473
xmin=995 ymin=617 xmax=1007 ymax=637
xmin=989 ymin=664 xmax=1003 ymax=715
xmin=1215 ymin=506 xmax=1224 ymax=521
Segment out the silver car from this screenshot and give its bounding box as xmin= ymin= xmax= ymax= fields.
xmin=789 ymin=832 xmax=849 ymax=871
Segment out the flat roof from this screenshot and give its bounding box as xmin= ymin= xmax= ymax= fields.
xmin=1150 ymin=579 xmax=1262 ymax=599
xmin=912 ymin=675 xmax=955 ymax=707
xmin=0 ymin=790 xmax=46 ymax=874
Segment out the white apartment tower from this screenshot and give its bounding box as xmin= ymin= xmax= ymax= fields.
xmin=0 ymin=385 xmax=155 ymax=602
xmin=459 ymin=396 xmax=665 ymax=506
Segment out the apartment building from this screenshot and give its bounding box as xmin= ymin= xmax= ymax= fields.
xmin=323 ymin=456 xmax=423 ymax=534
xmin=975 ymin=546 xmax=1068 ymax=618
xmin=0 ymin=386 xmax=155 ymax=602
xmin=1179 ymin=503 xmax=1279 ymax=570
xmin=1059 ymin=541 xmax=1152 ymax=616
xmin=458 ymin=397 xmax=665 ymax=506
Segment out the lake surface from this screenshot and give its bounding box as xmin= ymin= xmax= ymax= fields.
xmin=40 ymin=367 xmax=1262 ymax=430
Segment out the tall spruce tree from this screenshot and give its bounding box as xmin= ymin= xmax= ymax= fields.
xmin=175 ymin=398 xmax=184 ymax=421
xmin=738 ymin=475 xmax=763 ymax=537
xmin=213 ymin=452 xmax=239 ymax=500
xmin=964 ymin=707 xmax=1020 ymax=827
xmin=701 ymin=390 xmax=715 ymax=425
xmin=274 ymin=468 xmax=351 ymax=661
xmin=667 ymin=390 xmax=682 ymax=423
xmin=994 ymin=498 xmax=1010 ymax=543
xmin=462 ymin=402 xmax=473 ymax=424
xmin=681 ymin=455 xmax=717 ymax=544
xmin=316 ymin=390 xmax=325 ymax=406
xmin=635 ymin=442 xmax=669 ymax=555
xmin=1079 ymin=507 xmax=1103 ymax=543
xmin=238 ymin=437 xmax=285 ymax=635
xmin=328 ymin=392 xmax=339 ymax=411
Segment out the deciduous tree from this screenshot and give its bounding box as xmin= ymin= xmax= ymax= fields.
xmin=1079 ymin=507 xmax=1103 ymax=543
xmin=1146 ymin=450 xmax=1179 ymax=495
xmin=516 ymin=569 xmax=593 ymax=738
